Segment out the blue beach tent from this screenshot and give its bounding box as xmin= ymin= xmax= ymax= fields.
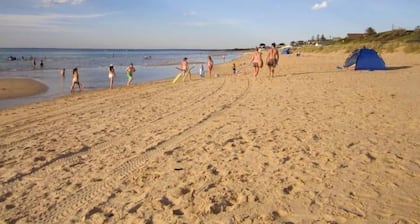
xmin=343 ymin=48 xmax=386 ymax=70
xmin=281 ymin=48 xmax=291 ymax=54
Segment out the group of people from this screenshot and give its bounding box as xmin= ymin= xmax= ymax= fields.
xmin=249 ymin=42 xmax=280 ymax=79
xmin=67 ymin=63 xmax=137 ymax=92
xmin=67 ymin=44 xmax=279 ymax=92
xmin=198 ymin=42 xmax=281 ymax=81
xmin=32 ymin=58 xmax=44 ymax=68
xmin=181 ymin=55 xmax=215 ymax=81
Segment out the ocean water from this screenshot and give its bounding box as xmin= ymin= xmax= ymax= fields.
xmin=0 ymin=48 xmax=242 ymax=109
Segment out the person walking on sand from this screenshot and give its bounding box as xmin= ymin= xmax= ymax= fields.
xmin=232 ymin=63 xmax=237 ymax=77
xmin=266 ymin=42 xmax=279 ymax=79
xmin=207 ymin=56 xmax=214 ymax=78
xmin=249 ymin=47 xmax=261 ymax=79
xmin=70 ymin=67 xmax=82 ymax=92
xmin=126 ymin=63 xmax=136 ymax=86
xmin=108 ymin=64 xmax=116 ymax=89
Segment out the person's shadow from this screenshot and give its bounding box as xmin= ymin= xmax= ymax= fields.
xmin=386 ymin=66 xmax=411 ymax=70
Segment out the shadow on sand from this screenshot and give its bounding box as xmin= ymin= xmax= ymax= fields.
xmin=386 ymin=66 xmax=411 ymax=70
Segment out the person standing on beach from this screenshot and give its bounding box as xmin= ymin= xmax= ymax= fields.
xmin=70 ymin=67 xmax=82 ymax=92
xmin=249 ymin=47 xmax=261 ymax=79
xmin=126 ymin=63 xmax=136 ymax=86
xmin=108 ymin=64 xmax=116 ymax=89
xmin=232 ymin=63 xmax=237 ymax=77
xmin=60 ymin=68 xmax=65 ymax=78
xmin=180 ymin=57 xmax=191 ymax=81
xmin=266 ymin=42 xmax=279 ymax=79
xmin=199 ymin=63 xmax=205 ymax=78
xmin=207 ymin=56 xmax=214 ymax=78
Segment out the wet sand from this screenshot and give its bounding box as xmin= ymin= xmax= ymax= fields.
xmin=0 ymin=78 xmax=48 ymax=100
xmin=0 ymin=50 xmax=419 ymax=223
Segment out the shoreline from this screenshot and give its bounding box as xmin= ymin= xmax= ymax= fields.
xmin=0 ymin=49 xmax=245 ymax=109
xmin=0 ymin=78 xmax=48 ymax=100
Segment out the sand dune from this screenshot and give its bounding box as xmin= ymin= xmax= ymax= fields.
xmin=0 ymin=51 xmax=419 ymax=223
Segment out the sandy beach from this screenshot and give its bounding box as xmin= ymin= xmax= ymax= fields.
xmin=0 ymin=78 xmax=48 ymax=100
xmin=0 ymin=50 xmax=419 ymax=223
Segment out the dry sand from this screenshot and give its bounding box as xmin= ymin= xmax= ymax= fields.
xmin=0 ymin=51 xmax=419 ymax=223
xmin=0 ymin=78 xmax=48 ymax=100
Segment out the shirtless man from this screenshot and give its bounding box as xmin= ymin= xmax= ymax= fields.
xmin=126 ymin=63 xmax=136 ymax=86
xmin=180 ymin=57 xmax=191 ymax=81
xmin=266 ymin=42 xmax=280 ymax=79
xmin=70 ymin=67 xmax=82 ymax=92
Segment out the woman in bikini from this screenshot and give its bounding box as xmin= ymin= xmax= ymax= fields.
xmin=249 ymin=47 xmax=261 ymax=79
xmin=207 ymin=56 xmax=214 ymax=78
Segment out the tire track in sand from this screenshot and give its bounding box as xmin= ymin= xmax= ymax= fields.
xmin=0 ymin=79 xmax=226 ymax=195
xmin=33 ymin=78 xmax=249 ymax=223
xmin=0 ymin=83 xmax=184 ymax=145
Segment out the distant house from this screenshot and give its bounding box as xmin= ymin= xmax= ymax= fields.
xmin=307 ymin=40 xmax=317 ymax=45
xmin=347 ymin=33 xmax=366 ymax=40
xmin=297 ymin=40 xmax=305 ymax=46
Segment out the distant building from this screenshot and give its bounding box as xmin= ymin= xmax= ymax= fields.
xmin=307 ymin=40 xmax=317 ymax=45
xmin=297 ymin=40 xmax=305 ymax=46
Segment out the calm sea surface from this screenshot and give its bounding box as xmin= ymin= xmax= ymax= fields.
xmin=0 ymin=48 xmax=242 ymax=109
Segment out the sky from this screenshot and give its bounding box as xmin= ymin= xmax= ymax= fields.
xmin=0 ymin=0 xmax=419 ymax=49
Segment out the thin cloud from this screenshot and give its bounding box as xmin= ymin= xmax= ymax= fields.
xmin=312 ymin=1 xmax=328 ymax=10
xmin=182 ymin=21 xmax=209 ymax=27
xmin=0 ymin=13 xmax=109 ymax=30
xmin=219 ymin=19 xmax=241 ymax=26
xmin=42 ymin=0 xmax=86 ymax=7
xmin=183 ymin=10 xmax=197 ymax=16
xmin=176 ymin=18 xmax=242 ymax=28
